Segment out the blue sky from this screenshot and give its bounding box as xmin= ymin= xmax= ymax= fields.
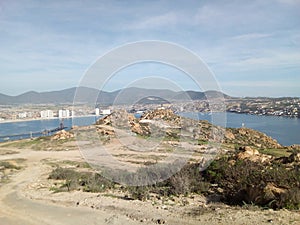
xmin=0 ymin=0 xmax=299 ymax=97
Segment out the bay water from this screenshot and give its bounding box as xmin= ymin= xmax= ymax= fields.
xmin=180 ymin=112 xmax=299 ymax=146
xmin=0 ymin=116 xmax=101 ymax=142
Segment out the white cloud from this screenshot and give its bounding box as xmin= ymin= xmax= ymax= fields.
xmin=194 ymin=5 xmax=225 ymax=25
xmin=223 ymin=80 xmax=299 ymax=88
xmin=221 ymin=79 xmax=300 ymax=97
xmin=226 ymin=51 xmax=300 ymax=70
xmin=277 ymin=0 xmax=300 ymax=5
xmin=230 ymin=33 xmax=273 ymax=41
xmin=127 ymin=12 xmax=180 ymax=30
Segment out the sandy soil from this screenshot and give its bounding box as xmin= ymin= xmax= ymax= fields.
xmin=0 ymin=144 xmax=300 ymax=225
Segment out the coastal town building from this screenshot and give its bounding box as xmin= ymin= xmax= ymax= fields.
xmin=18 ymin=112 xmax=27 ymax=118
xmin=101 ymin=109 xmax=111 ymax=115
xmin=95 ymin=108 xmax=100 ymax=116
xmin=40 ymin=110 xmax=54 ymax=118
xmin=58 ymin=109 xmax=70 ymax=118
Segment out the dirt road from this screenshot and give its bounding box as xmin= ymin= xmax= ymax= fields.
xmin=0 ymin=149 xmax=142 ymax=225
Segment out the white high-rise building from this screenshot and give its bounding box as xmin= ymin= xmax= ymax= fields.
xmin=40 ymin=110 xmax=54 ymax=118
xmin=58 ymin=109 xmax=70 ymax=118
xmin=95 ymin=108 xmax=100 ymax=116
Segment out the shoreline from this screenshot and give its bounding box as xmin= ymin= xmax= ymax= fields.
xmin=0 ymin=115 xmax=101 ymax=124
xmin=1 ymin=111 xmax=299 ymax=125
xmin=227 ymin=111 xmax=300 ymax=119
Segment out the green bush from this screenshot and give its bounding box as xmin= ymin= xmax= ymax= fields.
xmin=161 ymin=163 xmax=209 ymax=196
xmin=0 ymin=161 xmax=21 ymax=170
xmin=48 ymin=167 xmax=114 ymax=192
xmin=203 ymin=157 xmax=300 ymax=209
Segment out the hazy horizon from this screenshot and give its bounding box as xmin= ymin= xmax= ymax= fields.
xmin=1 ymin=85 xmax=300 ymax=99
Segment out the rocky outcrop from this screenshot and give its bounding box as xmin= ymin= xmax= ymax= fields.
xmin=96 ymin=110 xmax=136 ymax=128
xmin=276 ymin=151 xmax=300 ymax=165
xmin=288 ymin=152 xmax=300 ymax=162
xmin=130 ymin=121 xmax=151 ymax=136
xmin=95 ymin=114 xmax=111 ymax=126
xmin=95 ymin=108 xmax=284 ymax=149
xmin=52 ymin=130 xmax=74 ymax=140
xmin=96 ymin=109 xmax=181 ymax=138
xmin=95 ymin=125 xmax=115 ymax=136
xmin=237 ymin=146 xmax=272 ymax=163
xmin=141 ymin=109 xmax=181 ymax=125
xmin=246 ymin=183 xmax=287 ymax=206
xmin=225 ymin=130 xmax=235 ymax=140
xmin=225 ymin=127 xmax=282 ymax=149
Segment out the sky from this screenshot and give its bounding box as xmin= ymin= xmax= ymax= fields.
xmin=0 ymin=0 xmax=299 ymax=97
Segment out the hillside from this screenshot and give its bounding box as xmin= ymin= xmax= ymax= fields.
xmin=0 ymin=87 xmax=228 ymax=105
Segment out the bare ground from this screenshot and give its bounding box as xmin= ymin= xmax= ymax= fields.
xmin=0 ymin=142 xmax=299 ymax=225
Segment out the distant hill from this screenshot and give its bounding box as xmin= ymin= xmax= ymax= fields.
xmin=0 ymin=87 xmax=229 ymax=105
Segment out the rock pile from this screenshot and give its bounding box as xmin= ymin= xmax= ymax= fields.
xmin=246 ymin=182 xmax=287 ymax=206
xmin=288 ymin=152 xmax=300 ymax=163
xmin=277 ymin=151 xmax=300 ymax=165
xmin=52 ymin=130 xmax=74 ymax=140
xmin=95 ymin=109 xmax=181 ymax=138
xmin=96 ymin=125 xmax=115 ymax=136
xmin=95 ymin=114 xmax=112 ymax=126
xmin=130 ymin=121 xmax=151 ymax=136
xmin=141 ymin=109 xmax=181 ymax=125
xmin=96 ymin=110 xmax=136 ymax=128
xmin=237 ymin=146 xmax=272 ymax=163
xmin=134 ymin=109 xmax=181 ymax=137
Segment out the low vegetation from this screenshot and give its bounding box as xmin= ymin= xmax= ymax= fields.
xmin=0 ymin=160 xmax=21 ymax=170
xmin=0 ymin=159 xmax=25 ymax=184
xmin=0 ymin=136 xmax=77 ymax=151
xmin=0 ymin=149 xmax=19 ymax=155
xmin=259 ymin=148 xmax=291 ymax=158
xmin=49 ymin=167 xmax=114 ymax=193
xmin=48 ymin=148 xmax=300 ymax=210
xmin=203 ymin=156 xmax=300 ymax=209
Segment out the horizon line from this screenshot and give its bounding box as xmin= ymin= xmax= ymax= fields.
xmin=1 ymin=86 xmax=300 ymax=99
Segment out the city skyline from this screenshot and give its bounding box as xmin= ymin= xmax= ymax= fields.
xmin=0 ymin=0 xmax=299 ymax=97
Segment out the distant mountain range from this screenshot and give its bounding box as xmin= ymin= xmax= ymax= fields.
xmin=0 ymin=87 xmax=230 ymax=105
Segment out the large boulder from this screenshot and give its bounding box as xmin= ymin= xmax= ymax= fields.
xmin=96 ymin=125 xmax=115 ymax=136
xmin=95 ymin=115 xmax=111 ymax=126
xmin=225 ymin=130 xmax=235 ymax=140
xmin=288 ymin=152 xmax=300 ymax=163
xmin=52 ymin=130 xmax=74 ymax=140
xmin=131 ymin=122 xmax=151 ymax=136
xmin=237 ymin=146 xmax=272 ymax=163
xmin=246 ymin=183 xmax=287 ymax=206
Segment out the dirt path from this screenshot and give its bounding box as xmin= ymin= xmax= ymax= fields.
xmin=0 ymin=149 xmax=142 ymax=225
